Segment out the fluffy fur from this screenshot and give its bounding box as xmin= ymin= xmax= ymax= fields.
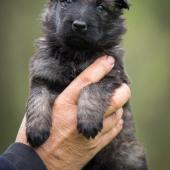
xmin=26 ymin=0 xmax=148 ymax=169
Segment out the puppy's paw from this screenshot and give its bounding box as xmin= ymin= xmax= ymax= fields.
xmin=77 ymin=107 xmax=103 ymax=139
xmin=77 ymin=120 xmax=103 ymax=139
xmin=77 ymin=84 xmax=106 ymax=139
xmin=26 ymin=123 xmax=50 ymax=148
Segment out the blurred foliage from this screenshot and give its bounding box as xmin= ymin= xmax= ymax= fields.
xmin=0 ymin=0 xmax=170 ymax=169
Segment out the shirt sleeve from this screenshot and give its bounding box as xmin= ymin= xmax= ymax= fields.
xmin=0 ymin=156 xmax=16 ymax=170
xmin=1 ymin=143 xmax=47 ymax=170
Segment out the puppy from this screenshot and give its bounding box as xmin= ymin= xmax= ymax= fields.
xmin=26 ymin=0 xmax=148 ymax=169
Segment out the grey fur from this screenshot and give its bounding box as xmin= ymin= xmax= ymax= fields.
xmin=26 ymin=0 xmax=148 ymax=169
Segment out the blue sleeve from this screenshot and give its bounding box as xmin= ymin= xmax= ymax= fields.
xmin=0 ymin=156 xmax=16 ymax=170
xmin=0 ymin=143 xmax=47 ymax=170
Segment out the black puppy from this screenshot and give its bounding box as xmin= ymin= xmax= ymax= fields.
xmin=26 ymin=0 xmax=148 ymax=169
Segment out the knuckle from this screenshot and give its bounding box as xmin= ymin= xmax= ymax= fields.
xmin=101 ymin=62 xmax=112 ymax=74
xmin=53 ymin=96 xmax=63 ymax=107
xmin=112 ymin=127 xmax=119 ymax=136
xmin=95 ymin=138 xmax=105 ymax=151
xmin=112 ymin=97 xmax=122 ymax=110
xmin=89 ymin=140 xmax=100 ymax=150
xmin=79 ymin=76 xmax=93 ymax=86
xmin=123 ymin=83 xmax=131 ymax=99
xmin=112 ymin=114 xmax=119 ymax=124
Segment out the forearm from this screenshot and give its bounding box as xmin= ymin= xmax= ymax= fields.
xmin=1 ymin=143 xmax=47 ymax=170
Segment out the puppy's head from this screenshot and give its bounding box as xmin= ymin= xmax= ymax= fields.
xmin=43 ymin=0 xmax=130 ymax=50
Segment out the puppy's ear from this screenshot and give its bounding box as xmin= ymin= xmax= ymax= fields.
xmin=115 ymin=0 xmax=130 ymax=10
xmin=49 ymin=0 xmax=58 ymax=2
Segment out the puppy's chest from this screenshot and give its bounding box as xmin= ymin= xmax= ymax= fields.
xmin=55 ymin=51 xmax=98 ymax=83
xmin=59 ymin=59 xmax=93 ymax=84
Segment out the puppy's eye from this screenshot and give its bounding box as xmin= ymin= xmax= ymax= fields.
xmin=97 ymin=5 xmax=105 ymax=12
xmin=60 ymin=0 xmax=72 ymax=8
xmin=60 ymin=0 xmax=72 ymax=3
xmin=66 ymin=0 xmax=72 ymax=3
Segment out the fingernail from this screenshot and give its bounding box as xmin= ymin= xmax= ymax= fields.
xmin=107 ymin=56 xmax=115 ymax=65
xmin=116 ymin=108 xmax=123 ymax=118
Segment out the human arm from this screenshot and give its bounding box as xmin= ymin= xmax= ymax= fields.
xmin=1 ymin=56 xmax=131 ymax=170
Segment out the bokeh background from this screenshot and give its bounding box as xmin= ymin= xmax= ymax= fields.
xmin=0 ymin=0 xmax=169 ymax=169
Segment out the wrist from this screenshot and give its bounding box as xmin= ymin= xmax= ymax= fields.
xmin=36 ymin=146 xmax=82 ymax=170
xmin=2 ymin=143 xmax=47 ymax=170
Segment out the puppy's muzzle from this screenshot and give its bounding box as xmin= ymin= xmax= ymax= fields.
xmin=72 ymin=20 xmax=87 ymax=33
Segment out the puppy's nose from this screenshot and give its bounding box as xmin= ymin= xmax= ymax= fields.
xmin=72 ymin=20 xmax=87 ymax=32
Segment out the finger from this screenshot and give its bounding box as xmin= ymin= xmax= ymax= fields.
xmin=102 ymin=108 xmax=123 ymax=134
xmin=105 ymin=84 xmax=131 ymax=117
xmin=15 ymin=116 xmax=29 ymax=145
xmin=96 ymin=119 xmax=124 ymax=152
xmin=57 ymin=55 xmax=115 ymax=105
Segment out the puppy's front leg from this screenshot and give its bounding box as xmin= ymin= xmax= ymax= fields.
xmin=77 ymin=77 xmax=122 ymax=139
xmin=26 ymin=81 xmax=56 ymax=148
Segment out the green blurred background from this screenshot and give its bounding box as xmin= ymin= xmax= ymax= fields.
xmin=0 ymin=0 xmax=170 ymax=169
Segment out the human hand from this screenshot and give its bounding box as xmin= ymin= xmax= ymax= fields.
xmin=16 ymin=56 xmax=131 ymax=170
